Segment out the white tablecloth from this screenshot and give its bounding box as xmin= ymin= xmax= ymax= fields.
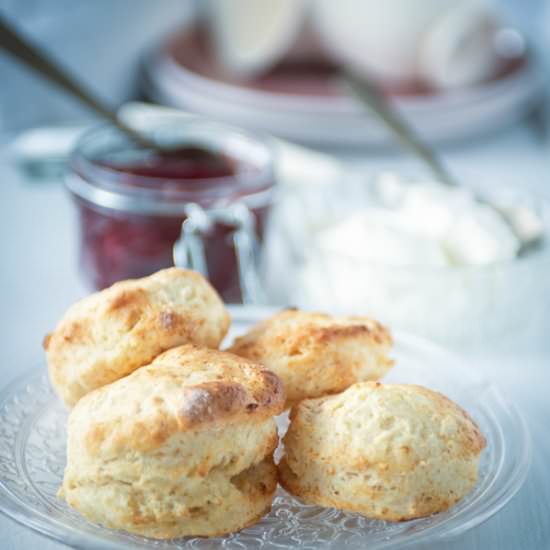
xmin=1 ymin=125 xmax=549 ymax=549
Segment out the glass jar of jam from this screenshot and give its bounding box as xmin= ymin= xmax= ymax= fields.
xmin=66 ymin=121 xmax=275 ymax=303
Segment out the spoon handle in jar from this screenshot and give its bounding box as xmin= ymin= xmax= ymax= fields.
xmin=0 ymin=15 xmax=156 ymax=150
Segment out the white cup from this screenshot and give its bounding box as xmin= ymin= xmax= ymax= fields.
xmin=312 ymin=0 xmax=499 ymax=88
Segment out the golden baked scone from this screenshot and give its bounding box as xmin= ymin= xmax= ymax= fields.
xmin=279 ymin=382 xmax=486 ymax=521
xmin=60 ymin=345 xmax=285 ymax=539
xmin=44 ymin=268 xmax=230 ymax=407
xmin=227 ymin=309 xmax=393 ymax=407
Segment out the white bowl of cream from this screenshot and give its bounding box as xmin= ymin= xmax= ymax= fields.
xmin=266 ymin=173 xmax=549 ymax=350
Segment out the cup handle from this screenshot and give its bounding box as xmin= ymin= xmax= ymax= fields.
xmin=172 ymin=202 xmax=265 ymax=304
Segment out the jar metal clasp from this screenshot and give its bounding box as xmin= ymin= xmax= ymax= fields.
xmin=173 ymin=203 xmax=265 ymax=305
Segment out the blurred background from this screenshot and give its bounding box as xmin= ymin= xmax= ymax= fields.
xmin=2 ymin=0 xmax=550 ymax=358
xmin=3 ymin=5 xmax=550 ymax=548
xmin=0 ymin=0 xmax=547 ymax=135
xmin=0 ymin=0 xmax=191 ymax=133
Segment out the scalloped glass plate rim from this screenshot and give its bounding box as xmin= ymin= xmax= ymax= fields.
xmin=0 ymin=312 xmax=531 ymax=550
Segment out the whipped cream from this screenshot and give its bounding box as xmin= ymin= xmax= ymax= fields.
xmin=284 ymin=174 xmax=546 ymax=348
xmin=315 ymin=174 xmax=522 ymax=268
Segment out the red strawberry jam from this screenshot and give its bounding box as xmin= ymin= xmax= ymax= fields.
xmin=66 ymin=123 xmax=274 ymax=302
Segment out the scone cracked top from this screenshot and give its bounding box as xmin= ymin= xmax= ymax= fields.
xmin=60 ymin=345 xmax=285 ymax=539
xmin=227 ymin=309 xmax=393 ymax=407
xmin=44 ymin=268 xmax=230 ymax=407
xmin=279 ymin=382 xmax=486 ymax=521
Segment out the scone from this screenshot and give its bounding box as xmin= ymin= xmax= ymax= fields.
xmin=44 ymin=268 xmax=230 ymax=407
xmin=60 ymin=345 xmax=285 ymax=539
xmin=227 ymin=309 xmax=393 ymax=407
xmin=279 ymin=382 xmax=486 ymax=521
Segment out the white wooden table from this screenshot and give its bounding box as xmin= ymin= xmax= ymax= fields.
xmin=1 ymin=125 xmax=549 ymax=549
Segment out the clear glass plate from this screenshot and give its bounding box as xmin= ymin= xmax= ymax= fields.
xmin=0 ymin=307 xmax=531 ymax=549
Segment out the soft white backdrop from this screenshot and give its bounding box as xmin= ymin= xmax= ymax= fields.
xmin=1 ymin=1 xmax=550 ymax=548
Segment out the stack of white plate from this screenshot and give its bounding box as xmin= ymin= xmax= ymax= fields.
xmin=141 ymin=25 xmax=544 ymax=148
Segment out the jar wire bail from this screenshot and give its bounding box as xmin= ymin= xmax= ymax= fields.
xmin=173 ymin=202 xmax=265 ymax=305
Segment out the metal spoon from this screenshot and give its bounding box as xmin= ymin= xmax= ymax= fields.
xmin=344 ymin=71 xmax=543 ymax=254
xmin=0 ymin=14 xmax=158 ymax=150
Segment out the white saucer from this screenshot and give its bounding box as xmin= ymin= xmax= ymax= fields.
xmin=141 ymin=25 xmax=544 ymax=147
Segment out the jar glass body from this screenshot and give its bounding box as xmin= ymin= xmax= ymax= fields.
xmin=67 ymin=122 xmax=275 ymax=302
